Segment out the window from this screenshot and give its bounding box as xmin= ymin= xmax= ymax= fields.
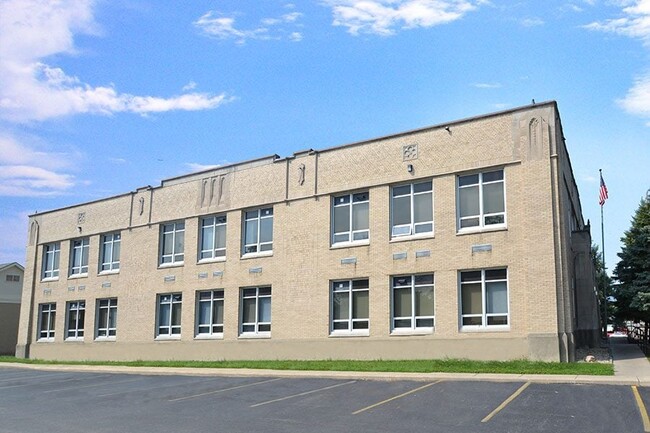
xmin=96 ymin=298 xmax=118 ymax=339
xmin=331 ymin=279 xmax=369 ymax=333
xmin=332 ymin=192 xmax=369 ymax=245
xmin=100 ymin=232 xmax=121 ymax=272
xmin=196 ymin=290 xmax=224 ymax=337
xmin=70 ymin=238 xmax=90 ymax=276
xmin=460 ymin=268 xmax=509 ymax=328
xmin=6 ymin=275 xmax=20 ymax=282
xmin=199 ymin=215 xmax=227 ymax=260
xmin=240 ymin=287 xmax=271 ymax=335
xmin=157 ymin=293 xmax=182 ymax=337
xmin=243 ymin=208 xmax=273 ymax=255
xmin=38 ymin=303 xmax=56 ymax=340
xmin=457 ymin=170 xmax=505 ymax=230
xmin=391 ymin=181 xmax=433 ymax=237
xmin=66 ymin=301 xmax=85 ymax=339
xmin=160 ymin=222 xmax=185 ymax=265
xmin=391 ymin=274 xmax=434 ymax=331
xmin=42 ymin=242 xmax=60 ymax=279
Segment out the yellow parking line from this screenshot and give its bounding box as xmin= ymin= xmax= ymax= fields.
xmin=251 ymin=380 xmax=356 ymax=408
xmin=169 ymin=378 xmax=282 ymax=402
xmin=352 ymin=381 xmax=440 ymax=415
xmin=632 ymin=386 xmax=650 ymax=432
xmin=481 ymin=382 xmax=530 ymax=423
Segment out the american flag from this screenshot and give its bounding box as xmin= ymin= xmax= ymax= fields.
xmin=599 ymin=172 xmax=608 ymax=206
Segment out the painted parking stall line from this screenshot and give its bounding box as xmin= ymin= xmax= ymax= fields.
xmin=169 ymin=378 xmax=283 ymax=402
xmin=352 ymin=381 xmax=440 ymax=415
xmin=481 ymin=381 xmax=530 ymax=423
xmin=632 ymin=386 xmax=650 ymax=432
xmin=250 ymin=380 xmax=356 ymax=408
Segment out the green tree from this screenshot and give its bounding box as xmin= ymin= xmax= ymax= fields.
xmin=613 ymin=192 xmax=650 ymax=322
xmin=591 ymin=244 xmax=613 ymax=332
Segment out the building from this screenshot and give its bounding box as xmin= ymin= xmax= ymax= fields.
xmin=15 ymin=101 xmax=600 ymax=362
xmin=1 ymin=262 xmax=24 ymax=355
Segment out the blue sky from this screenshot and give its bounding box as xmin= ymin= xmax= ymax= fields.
xmin=0 ymin=0 xmax=648 ymax=273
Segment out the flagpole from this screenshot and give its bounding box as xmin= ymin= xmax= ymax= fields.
xmin=600 ymin=168 xmax=607 ymax=338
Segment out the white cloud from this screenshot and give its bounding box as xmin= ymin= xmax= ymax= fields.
xmin=184 ymin=162 xmax=223 ymax=172
xmin=0 ymin=134 xmax=78 ymax=196
xmin=290 ymin=32 xmax=304 ymax=41
xmin=182 ymin=81 xmax=197 ymax=91
xmin=584 ymin=0 xmax=650 ymax=44
xmin=194 ymin=10 xmax=304 ymax=44
xmin=472 ymin=82 xmax=502 ymax=88
xmin=324 ymin=0 xmax=480 ymax=36
xmin=0 ymin=0 xmax=229 ymax=122
xmin=617 ymin=73 xmax=650 ymax=123
xmin=520 ymin=17 xmax=544 ymax=27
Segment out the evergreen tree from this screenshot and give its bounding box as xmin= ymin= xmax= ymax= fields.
xmin=613 ymin=192 xmax=650 ymax=322
xmin=591 ymin=244 xmax=613 ymax=331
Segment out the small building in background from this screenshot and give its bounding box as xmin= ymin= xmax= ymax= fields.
xmin=0 ymin=262 xmax=24 ymax=355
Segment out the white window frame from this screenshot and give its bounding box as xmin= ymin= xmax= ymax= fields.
xmin=69 ymin=237 xmax=90 ymax=276
xmin=331 ymin=192 xmax=370 ymax=246
xmin=391 ymin=274 xmax=435 ymax=333
xmin=457 ymin=169 xmax=506 ymax=232
xmin=42 ymin=242 xmax=60 ymax=280
xmin=242 ymin=208 xmax=273 ymax=256
xmin=156 ymin=293 xmax=182 ymax=338
xmin=100 ymin=232 xmax=121 ymax=273
xmin=330 ymin=279 xmax=370 ymax=335
xmin=160 ymin=222 xmax=185 ymax=266
xmin=459 ymin=268 xmax=509 ymax=330
xmin=199 ymin=215 xmax=227 ymax=262
xmin=240 ymin=286 xmax=271 ymax=337
xmin=196 ymin=289 xmax=224 ymax=338
xmin=65 ymin=300 xmax=85 ymax=340
xmin=390 ymin=181 xmax=433 ymax=238
xmin=38 ymin=303 xmax=56 ymax=341
xmin=96 ymin=298 xmax=118 ymax=340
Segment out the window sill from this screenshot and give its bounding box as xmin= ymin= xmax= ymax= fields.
xmin=94 ymin=337 xmax=116 ymax=342
xmin=41 ymin=277 xmax=59 ymax=283
xmin=390 ymin=329 xmax=434 ymax=336
xmin=460 ymin=326 xmax=510 ymax=333
xmin=241 ymin=251 xmax=273 ymax=260
xmin=238 ymin=333 xmax=271 ymax=339
xmin=329 ymin=330 xmax=370 ymax=338
xmin=68 ymin=273 xmax=88 ymax=280
xmin=195 ymin=334 xmax=224 ymax=340
xmin=98 ymin=270 xmax=120 ymax=276
xmin=456 ymin=225 xmax=507 ymax=236
xmin=64 ymin=337 xmax=85 ymax=342
xmin=37 ymin=338 xmax=54 ymax=343
xmin=330 ymin=240 xmax=370 ymax=250
xmin=158 ymin=262 xmax=184 ymax=269
xmin=155 ymin=335 xmax=181 ymax=341
xmin=198 ymin=257 xmax=226 ymax=265
xmin=389 ymin=233 xmax=434 ymax=243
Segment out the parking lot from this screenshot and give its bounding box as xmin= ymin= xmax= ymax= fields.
xmin=0 ymin=366 xmax=647 ymax=433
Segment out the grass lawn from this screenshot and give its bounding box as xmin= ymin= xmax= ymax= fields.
xmin=0 ymin=356 xmax=613 ymax=375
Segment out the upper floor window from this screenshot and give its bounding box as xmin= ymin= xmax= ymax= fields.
xmin=38 ymin=303 xmax=56 ymax=341
xmin=391 ymin=181 xmax=433 ymax=238
xmin=457 ymin=170 xmax=505 ymax=231
xmin=332 ymin=192 xmax=369 ymax=245
xmin=460 ymin=268 xmax=509 ymax=328
xmin=70 ymin=238 xmax=89 ymax=276
xmin=5 ymin=274 xmax=20 ymax=282
xmin=42 ymin=242 xmax=60 ymax=280
xmin=100 ymin=232 xmax=121 ymax=272
xmin=199 ymin=215 xmax=227 ymax=261
xmin=391 ymin=274 xmax=435 ymax=332
xmin=160 ymin=222 xmax=185 ymax=265
xmin=331 ymin=279 xmax=369 ymax=334
xmin=243 ymin=208 xmax=273 ymax=255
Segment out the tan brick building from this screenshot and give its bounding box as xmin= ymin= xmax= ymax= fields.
xmin=16 ymin=101 xmax=600 ymax=362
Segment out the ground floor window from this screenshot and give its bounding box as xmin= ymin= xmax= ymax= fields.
xmin=196 ymin=290 xmax=224 ymax=336
xmin=96 ymin=298 xmax=117 ymax=339
xmin=331 ymin=279 xmax=369 ymax=334
xmin=157 ymin=293 xmax=182 ymax=337
xmin=240 ymin=286 xmax=271 ymax=335
xmin=66 ymin=300 xmax=85 ymax=339
xmin=38 ymin=303 xmax=56 ymax=341
xmin=392 ymin=274 xmax=435 ymax=331
xmin=460 ymin=268 xmax=509 ymax=328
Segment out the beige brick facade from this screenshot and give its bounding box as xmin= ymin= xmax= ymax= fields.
xmin=15 ymin=101 xmax=599 ymax=362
